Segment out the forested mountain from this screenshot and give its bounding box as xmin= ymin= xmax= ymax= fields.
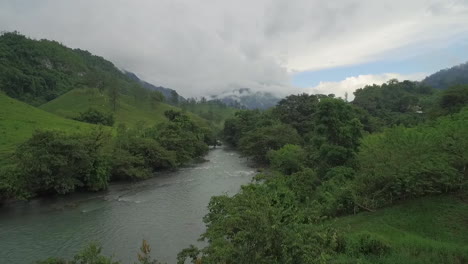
xmin=422 ymin=61 xmax=468 ymax=89
xmin=124 ymin=71 xmax=185 ymax=104
xmin=0 ymin=31 xmax=148 ymax=106
xmin=210 ymin=88 xmax=281 ymax=109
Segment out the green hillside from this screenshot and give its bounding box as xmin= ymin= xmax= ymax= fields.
xmin=0 ymin=92 xmax=95 ymax=162
xmin=181 ymin=99 xmax=238 ymax=128
xmin=330 ymin=193 xmax=468 ymax=263
xmin=40 ymin=87 xmax=181 ymax=127
xmin=0 ymin=32 xmax=137 ymax=106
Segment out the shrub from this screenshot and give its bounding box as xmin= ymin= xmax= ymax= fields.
xmin=74 ymin=108 xmax=114 ymax=126
xmin=346 ymin=232 xmax=391 ymax=256
xmin=267 ymin=144 xmax=306 ymax=175
xmin=14 ymin=129 xmax=111 ymax=195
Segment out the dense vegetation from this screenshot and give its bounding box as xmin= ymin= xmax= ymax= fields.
xmin=2 ymin=31 xmax=468 ymax=263
xmin=180 ymin=98 xmax=238 ymax=128
xmin=173 ymin=80 xmax=468 ymax=264
xmin=0 ymin=32 xmax=223 ymax=203
xmin=0 ymin=31 xmax=152 ymax=106
xmin=0 ymin=109 xmax=214 ymax=202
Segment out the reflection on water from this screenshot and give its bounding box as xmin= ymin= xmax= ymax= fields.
xmin=0 ymin=147 xmax=254 ymax=264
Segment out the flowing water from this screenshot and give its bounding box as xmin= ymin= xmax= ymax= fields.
xmin=0 ymin=147 xmax=254 ymax=264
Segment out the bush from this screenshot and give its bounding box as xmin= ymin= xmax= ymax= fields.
xmin=239 ymin=123 xmax=302 ymax=163
xmin=346 ymin=232 xmax=391 ymax=256
xmin=354 ymin=115 xmax=466 ymax=209
xmin=268 ymin=144 xmax=306 ymax=175
xmin=74 ymin=108 xmax=114 ymax=126
xmin=110 ymin=148 xmax=152 ymax=181
xmin=13 ymin=129 xmax=112 ymax=196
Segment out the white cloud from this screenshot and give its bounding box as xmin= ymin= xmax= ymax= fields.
xmin=305 ymin=73 xmax=427 ymax=100
xmin=0 ymin=0 xmax=467 ymax=97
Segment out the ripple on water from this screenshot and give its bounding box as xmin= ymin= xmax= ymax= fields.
xmin=0 ymin=148 xmax=254 ymax=264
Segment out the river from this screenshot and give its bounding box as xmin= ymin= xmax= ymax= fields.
xmin=0 ymin=147 xmax=254 ymax=264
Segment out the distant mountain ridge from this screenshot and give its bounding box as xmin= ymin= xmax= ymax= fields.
xmin=210 ymin=88 xmax=281 ymax=109
xmin=124 ymin=71 xmax=185 ymax=103
xmin=422 ymin=62 xmax=468 ymax=89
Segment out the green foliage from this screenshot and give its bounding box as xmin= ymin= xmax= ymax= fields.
xmin=153 ymin=111 xmax=209 ymax=164
xmin=439 ymin=85 xmax=468 ymax=114
xmin=0 ymin=92 xmax=96 ymax=162
xmin=0 ymin=32 xmax=140 ymax=106
xmin=239 ymin=123 xmax=302 ymax=163
xmin=111 ymin=148 xmax=152 ymax=181
xmin=306 ymin=98 xmax=363 ymax=175
xmin=314 ymin=167 xmax=356 ymax=216
xmin=74 ymin=108 xmax=114 ymax=126
xmin=180 ymin=98 xmax=237 ymax=128
xmin=268 ymin=144 xmax=306 ymax=175
xmin=222 ymin=109 xmax=271 ymax=147
xmin=353 ymin=80 xmax=434 ymax=127
xmin=354 ymin=111 xmax=467 ymax=209
xmin=112 ymin=128 xmax=177 ymax=181
xmin=346 ymin=232 xmax=391 ymax=256
xmin=273 ymin=93 xmax=320 ymax=135
xmin=199 ymin=182 xmax=342 ymax=264
xmin=196 ymin=87 xmax=468 ymax=263
xmin=329 ymin=194 xmax=468 ymax=263
xmin=13 ymin=128 xmax=111 ymax=196
xmin=177 ymin=245 xmax=201 ymax=264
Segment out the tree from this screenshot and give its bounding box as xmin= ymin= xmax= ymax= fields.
xmin=307 ymin=98 xmax=363 ymax=175
xmin=14 ymin=129 xmax=112 ymax=195
xmin=239 ymin=123 xmax=302 ymax=163
xmin=439 ymin=85 xmax=468 ymax=114
xmin=267 ymin=144 xmax=306 ymax=175
xmin=273 ymin=93 xmax=320 ymax=135
xmin=74 ymin=108 xmax=114 ymax=126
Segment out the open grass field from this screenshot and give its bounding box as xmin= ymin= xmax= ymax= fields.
xmin=41 ymin=88 xmax=181 ymax=126
xmin=0 ymin=92 xmax=96 ymax=164
xmin=329 ymin=192 xmax=468 ymax=263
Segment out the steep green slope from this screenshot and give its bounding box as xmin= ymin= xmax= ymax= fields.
xmin=0 ymin=32 xmax=136 ymax=106
xmin=181 ymin=100 xmax=238 ymax=129
xmin=0 ymin=92 xmax=95 ymax=162
xmin=40 ymin=87 xmax=211 ymax=128
xmin=330 ymin=193 xmax=468 ymax=263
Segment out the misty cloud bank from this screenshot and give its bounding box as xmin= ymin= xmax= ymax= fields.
xmin=1 ymin=0 xmax=467 ymax=97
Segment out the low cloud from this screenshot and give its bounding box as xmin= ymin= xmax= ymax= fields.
xmin=0 ymin=1 xmax=467 ymax=97
xmin=306 ymin=73 xmax=427 ymax=100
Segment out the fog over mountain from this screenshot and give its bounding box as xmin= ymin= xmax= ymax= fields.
xmin=1 ymin=0 xmax=467 ymax=97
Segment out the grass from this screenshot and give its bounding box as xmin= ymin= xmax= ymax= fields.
xmin=182 ymin=102 xmax=238 ymax=129
xmin=0 ymin=92 xmax=96 ymax=163
xmin=328 ymin=192 xmax=468 ymax=263
xmin=1 ymin=88 xmax=218 ymax=165
xmin=40 ymin=87 xmax=212 ymax=129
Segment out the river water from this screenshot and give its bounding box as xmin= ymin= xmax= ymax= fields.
xmin=0 ymin=147 xmax=254 ymax=264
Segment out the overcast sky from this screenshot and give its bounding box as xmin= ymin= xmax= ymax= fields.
xmin=1 ymin=0 xmax=468 ymax=98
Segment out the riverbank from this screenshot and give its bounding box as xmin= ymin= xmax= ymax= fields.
xmin=0 ymin=147 xmax=254 ymax=264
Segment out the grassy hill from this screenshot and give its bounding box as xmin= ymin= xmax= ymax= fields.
xmin=0 ymin=92 xmax=96 ymax=163
xmin=330 ymin=192 xmax=468 ymax=263
xmin=180 ymin=100 xmax=238 ymax=129
xmin=40 ymin=87 xmax=181 ymax=127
